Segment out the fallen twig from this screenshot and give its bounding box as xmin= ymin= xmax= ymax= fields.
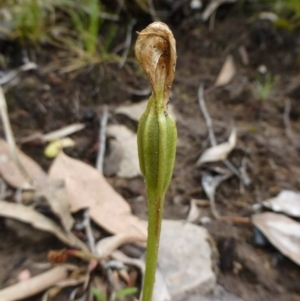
xmin=198 ymin=84 xmax=217 ymax=146
xmin=119 ymin=19 xmax=137 ymax=68
xmin=283 ymin=98 xmax=295 ymax=142
xmin=219 ymin=216 xmax=251 ymax=224
xmin=83 ymin=209 xmax=96 ymax=254
xmin=96 ymin=106 xmax=108 ymax=174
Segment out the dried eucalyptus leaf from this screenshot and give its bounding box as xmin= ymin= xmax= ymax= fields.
xmin=252 ymin=212 xmax=300 ymax=266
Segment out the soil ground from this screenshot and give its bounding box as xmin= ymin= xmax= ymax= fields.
xmin=1 ymin=8 xmax=300 ymax=301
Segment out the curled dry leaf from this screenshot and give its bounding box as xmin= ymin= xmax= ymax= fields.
xmin=0 ymin=138 xmax=48 ymax=188
xmin=115 ymin=100 xmax=177 ymax=122
xmin=135 ymin=21 xmax=176 ymax=101
xmin=106 ymin=125 xmax=140 ymax=178
xmin=196 ymin=128 xmax=237 ymax=165
xmin=215 ymin=55 xmax=236 ymax=87
xmin=35 ymin=179 xmax=74 ymax=231
xmin=96 ymin=233 xmax=144 ymax=258
xmin=49 ymin=152 xmax=146 ymax=241
xmin=0 ymin=200 xmax=87 ymax=250
xmin=0 ymin=265 xmax=76 ymax=301
xmin=262 ymin=190 xmax=300 ymax=217
xmin=252 ymin=212 xmax=300 ymax=266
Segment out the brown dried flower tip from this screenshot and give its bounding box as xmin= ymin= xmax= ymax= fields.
xmin=134 ymin=22 xmax=176 ymax=102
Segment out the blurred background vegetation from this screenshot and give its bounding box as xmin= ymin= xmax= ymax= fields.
xmin=0 ymin=0 xmax=299 ymax=73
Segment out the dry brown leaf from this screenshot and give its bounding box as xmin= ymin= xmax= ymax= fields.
xmin=0 ymin=265 xmax=76 ymax=301
xmin=0 ymin=138 xmax=48 ymax=188
xmin=96 ymin=233 xmax=144 ymax=258
xmin=252 ymin=212 xmax=300 ymax=266
xmin=0 ymin=200 xmax=87 ymax=250
xmin=115 ymin=100 xmax=177 ymax=122
xmin=262 ymin=190 xmax=300 ymax=217
xmin=106 ymin=125 xmax=140 ymax=178
xmin=49 ymin=152 xmax=147 ymax=241
xmin=196 ymin=128 xmax=237 ymax=165
xmin=35 ymin=180 xmax=74 ymax=231
xmin=215 ymin=55 xmax=236 ymax=87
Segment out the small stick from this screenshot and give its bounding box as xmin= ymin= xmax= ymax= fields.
xmin=119 ymin=19 xmax=137 ymax=68
xmin=0 ymin=86 xmax=32 ymax=185
xmin=219 ymin=216 xmax=251 ymax=224
xmin=283 ymin=98 xmax=294 ymax=142
xmin=83 ymin=209 xmax=96 ymax=254
xmin=198 ymin=84 xmax=217 ymax=146
xmin=96 ymin=106 xmax=108 ymax=174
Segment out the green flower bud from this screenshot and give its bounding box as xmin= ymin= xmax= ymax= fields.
xmin=135 ymin=22 xmax=177 ymax=199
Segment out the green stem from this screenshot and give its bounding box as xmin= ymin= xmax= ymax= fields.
xmin=141 ymin=191 xmax=164 ymax=301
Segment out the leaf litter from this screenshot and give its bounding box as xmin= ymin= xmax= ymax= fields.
xmin=252 ymin=212 xmax=300 ymax=266
xmin=106 ymin=124 xmax=141 ymax=178
xmin=0 ymin=200 xmax=87 ymax=250
xmin=34 ymin=179 xmax=74 ymax=231
xmin=49 ymin=151 xmax=147 ymax=241
xmin=0 ymin=138 xmax=48 ymax=188
xmin=0 ymin=264 xmax=77 ymax=301
xmin=262 ymin=190 xmax=300 ymax=217
xmin=115 ymin=99 xmax=176 ymax=122
xmin=196 ymin=128 xmax=237 ymax=165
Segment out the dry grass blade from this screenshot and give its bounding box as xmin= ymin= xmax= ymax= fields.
xmin=0 ymin=265 xmax=77 ymax=301
xmin=0 ymin=138 xmax=48 ymax=188
xmin=49 ymin=152 xmax=147 ymax=241
xmin=0 ymin=200 xmax=88 ymax=250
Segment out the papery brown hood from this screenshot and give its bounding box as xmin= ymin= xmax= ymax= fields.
xmin=134 ymin=22 xmax=177 ymax=102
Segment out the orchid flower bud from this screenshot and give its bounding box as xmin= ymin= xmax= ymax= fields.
xmin=135 ymin=22 xmax=177 ymax=199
